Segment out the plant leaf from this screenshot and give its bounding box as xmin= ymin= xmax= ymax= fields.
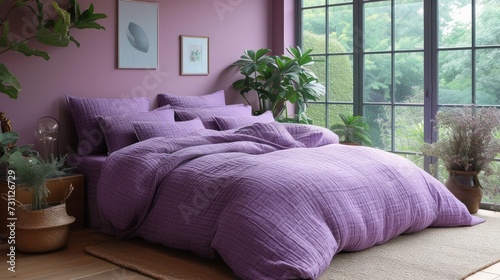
xmin=52 ymin=2 xmax=71 ymax=32
xmin=72 ymin=21 xmax=105 ymax=30
xmin=69 ymin=36 xmax=80 ymax=47
xmin=0 ymin=131 xmax=19 ymax=145
xmin=0 ymin=21 xmax=9 ymax=47
xmin=75 ymin=3 xmax=107 ymax=30
xmin=36 ymin=2 xmax=72 ymax=47
xmin=11 ymin=42 xmax=50 ymax=60
xmin=0 ymin=63 xmax=21 ymax=99
xmin=36 ymin=27 xmax=69 ymax=46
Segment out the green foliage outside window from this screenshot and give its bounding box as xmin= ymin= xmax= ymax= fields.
xmin=301 ymin=0 xmax=500 ymax=205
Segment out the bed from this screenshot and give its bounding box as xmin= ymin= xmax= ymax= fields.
xmin=66 ymin=93 xmax=484 ymax=280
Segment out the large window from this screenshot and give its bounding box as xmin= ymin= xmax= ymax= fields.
xmin=299 ymin=0 xmax=500 ymax=208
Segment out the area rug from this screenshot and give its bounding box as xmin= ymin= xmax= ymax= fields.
xmin=85 ymin=210 xmax=500 ymax=280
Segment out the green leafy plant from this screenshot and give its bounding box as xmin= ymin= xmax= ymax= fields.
xmin=1 ymin=130 xmax=67 ymax=210
xmin=7 ymin=152 xmax=67 ymax=210
xmin=0 ymin=0 xmax=107 ymax=98
xmin=0 ymin=131 xmax=18 ymax=156
xmin=421 ymin=106 xmax=500 ymax=175
xmin=232 ymin=46 xmax=326 ymax=124
xmin=330 ymin=114 xmax=372 ymax=146
xmin=1 ymin=131 xmax=66 ymax=210
xmin=0 ymin=131 xmax=34 ymax=162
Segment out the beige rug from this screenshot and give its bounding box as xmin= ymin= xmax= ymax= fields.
xmin=85 ymin=210 xmax=500 ymax=280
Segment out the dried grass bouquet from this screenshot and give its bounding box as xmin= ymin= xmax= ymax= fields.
xmin=421 ymin=105 xmax=500 ymax=175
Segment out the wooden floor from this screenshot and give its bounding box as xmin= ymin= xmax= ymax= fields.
xmin=1 ymin=228 xmax=499 ymax=279
xmin=0 ymin=228 xmax=151 ymax=279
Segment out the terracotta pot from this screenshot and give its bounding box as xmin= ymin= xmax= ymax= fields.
xmin=444 ymin=170 xmax=483 ymax=214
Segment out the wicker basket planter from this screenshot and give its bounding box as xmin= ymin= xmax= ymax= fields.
xmin=16 ymin=202 xmax=75 ymax=253
xmin=2 ymin=186 xmax=75 ymax=253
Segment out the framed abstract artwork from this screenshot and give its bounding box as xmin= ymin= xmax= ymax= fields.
xmin=180 ymin=35 xmax=209 ymax=75
xmin=118 ymin=0 xmax=158 ymax=69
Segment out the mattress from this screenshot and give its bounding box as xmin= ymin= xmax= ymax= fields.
xmin=69 ymin=154 xmax=107 ymax=228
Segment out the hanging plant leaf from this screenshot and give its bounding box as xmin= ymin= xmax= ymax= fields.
xmin=11 ymin=42 xmax=50 ymax=60
xmin=0 ymin=64 xmax=21 ymax=99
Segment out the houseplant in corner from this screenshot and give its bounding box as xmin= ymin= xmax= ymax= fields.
xmin=232 ymin=47 xmax=326 ymax=124
xmin=1 ymin=134 xmax=72 ymax=253
xmin=0 ymin=0 xmax=106 ymax=252
xmin=330 ymin=114 xmax=372 ymax=146
xmin=420 ymin=105 xmax=500 ymax=214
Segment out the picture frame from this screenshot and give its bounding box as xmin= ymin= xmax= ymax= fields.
xmin=118 ymin=0 xmax=158 ymax=69
xmin=180 ymin=35 xmax=209 ymax=75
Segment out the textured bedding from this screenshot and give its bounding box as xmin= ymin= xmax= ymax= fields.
xmin=97 ymin=122 xmax=484 ymax=280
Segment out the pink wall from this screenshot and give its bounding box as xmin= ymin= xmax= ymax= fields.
xmin=272 ymin=0 xmax=297 ymax=55
xmin=0 ymin=0 xmax=294 ymax=154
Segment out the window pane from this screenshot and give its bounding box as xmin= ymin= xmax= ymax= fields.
xmin=479 ymin=160 xmax=500 ymax=205
xmin=329 ymin=55 xmax=353 ymax=102
xmin=306 ymin=103 xmax=327 ymax=127
xmin=394 ymin=52 xmax=424 ymax=103
xmin=476 ymin=0 xmax=500 ymax=46
xmin=303 ymin=8 xmax=326 ymax=52
xmin=364 ymin=53 xmax=392 ymax=103
xmin=329 ymin=5 xmax=353 ymax=53
xmin=364 ymin=105 xmax=392 ymax=150
xmin=395 ymin=0 xmax=424 ymax=50
xmin=438 ymin=0 xmax=472 ymax=48
xmin=303 ymin=0 xmax=325 ymax=8
xmin=438 ymin=50 xmax=472 ymax=105
xmin=329 ymin=0 xmax=352 ymax=4
xmin=394 ymin=106 xmax=424 ymax=152
xmin=402 ymin=153 xmax=424 ymax=169
xmin=310 ymin=56 xmax=327 ymax=102
xmin=476 ymin=49 xmax=500 ymax=105
xmin=328 ymin=104 xmax=353 ymax=132
xmin=364 ymin=1 xmax=391 ymax=52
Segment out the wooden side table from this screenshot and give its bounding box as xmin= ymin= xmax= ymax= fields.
xmin=0 ymin=173 xmax=84 ymax=237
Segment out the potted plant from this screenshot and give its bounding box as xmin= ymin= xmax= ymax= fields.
xmin=420 ymin=105 xmax=500 ymax=214
xmin=330 ymin=114 xmax=372 ymax=146
xmin=0 ymin=0 xmax=105 ymax=252
xmin=231 ymin=47 xmax=326 ymax=124
xmin=1 ymin=130 xmax=73 ymax=253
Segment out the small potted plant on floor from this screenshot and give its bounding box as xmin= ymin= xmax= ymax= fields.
xmin=1 ymin=131 xmax=73 ymax=253
xmin=420 ymin=105 xmax=500 ymax=214
xmin=330 ymin=114 xmax=372 ymax=146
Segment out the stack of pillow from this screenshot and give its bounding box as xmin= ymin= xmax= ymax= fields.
xmin=66 ymin=90 xmax=275 ymax=156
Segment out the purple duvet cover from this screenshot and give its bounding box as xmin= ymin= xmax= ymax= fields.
xmin=97 ymin=122 xmax=483 ymax=280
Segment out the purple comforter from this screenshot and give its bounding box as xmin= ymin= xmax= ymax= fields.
xmin=97 ymin=122 xmax=483 ymax=280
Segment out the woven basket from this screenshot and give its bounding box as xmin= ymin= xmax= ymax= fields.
xmin=2 ymin=185 xmax=75 ymax=253
xmin=16 ymin=203 xmax=75 ymax=253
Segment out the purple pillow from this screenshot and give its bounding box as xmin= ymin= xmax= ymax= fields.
xmin=235 ymin=122 xmax=302 ymax=148
xmin=175 ymin=105 xmax=252 ymax=130
xmin=214 ymin=110 xmax=275 ymax=130
xmin=97 ymin=110 xmax=175 ymax=154
xmin=66 ymin=95 xmax=151 ymax=155
xmin=281 ymin=123 xmax=340 ymax=147
xmin=157 ymin=90 xmax=225 ymax=108
xmin=133 ymin=118 xmax=205 ymax=141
